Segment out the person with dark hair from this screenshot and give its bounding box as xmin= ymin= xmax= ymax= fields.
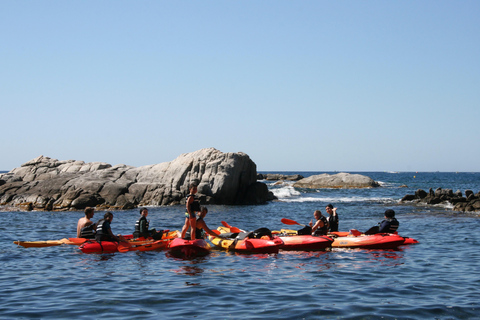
xmin=95 ymin=212 xmax=127 ymax=242
xmin=133 ymin=208 xmax=163 ymax=240
xmin=309 ymin=210 xmax=329 ymax=236
xmin=77 ymin=207 xmax=96 ymax=238
xmin=186 ymin=206 xmax=218 ymax=240
xmin=365 ymin=209 xmax=399 ymax=235
xmin=181 ymin=181 xmax=201 ymax=240
xmin=325 ymin=204 xmax=339 ymax=232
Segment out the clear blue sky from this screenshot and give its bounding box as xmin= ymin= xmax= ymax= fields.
xmin=1 ymin=1 xmax=479 ymax=172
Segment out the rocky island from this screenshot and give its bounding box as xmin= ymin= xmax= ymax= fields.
xmin=0 ymin=148 xmax=274 ymax=211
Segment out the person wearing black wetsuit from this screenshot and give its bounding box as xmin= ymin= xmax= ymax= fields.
xmin=309 ymin=210 xmax=329 ymax=236
xmin=95 ymin=212 xmax=122 ymax=242
xmin=133 ymin=208 xmax=163 ymax=240
xmin=365 ymin=209 xmax=399 ymax=234
xmin=326 ymin=204 xmax=339 ymax=232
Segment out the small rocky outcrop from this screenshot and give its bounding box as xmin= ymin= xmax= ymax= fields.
xmin=400 ymin=188 xmax=480 ymax=212
xmin=0 ymin=148 xmax=274 ymax=211
xmin=293 ymin=172 xmax=379 ymax=189
xmin=257 ymin=173 xmax=304 ymax=181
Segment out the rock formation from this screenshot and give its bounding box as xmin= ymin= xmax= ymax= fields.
xmin=400 ymin=188 xmax=480 ymax=212
xmin=0 ymin=148 xmax=274 ymax=211
xmin=293 ymin=172 xmax=379 ymax=189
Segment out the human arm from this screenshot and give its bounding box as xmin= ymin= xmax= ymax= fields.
xmin=197 ymin=219 xmax=218 ymax=238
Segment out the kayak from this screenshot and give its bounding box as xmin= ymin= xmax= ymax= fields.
xmin=275 ymin=231 xmax=333 ymax=251
xmin=13 ymin=238 xmax=74 ymax=248
xmin=79 ymin=231 xmax=179 ymax=254
xmin=330 ymin=231 xmax=419 ymax=246
xmin=209 ymin=226 xmax=284 ymax=253
xmin=330 ymin=232 xmax=407 ymax=249
xmin=79 ymin=240 xmax=120 ymax=253
xmin=168 ymin=238 xmax=211 ymax=258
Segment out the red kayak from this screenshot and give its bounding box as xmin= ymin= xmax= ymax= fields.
xmin=278 ymin=234 xmax=333 ymax=251
xmin=330 ymin=231 xmax=419 ymax=247
xmin=79 ymin=240 xmax=120 ymax=253
xmin=330 ymin=232 xmax=407 ymax=249
xmin=168 ymin=238 xmax=211 ymax=258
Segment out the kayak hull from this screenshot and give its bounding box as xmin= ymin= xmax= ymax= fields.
xmin=331 ymin=233 xmax=406 ymax=249
xmin=79 ymin=241 xmax=119 ymax=253
xmin=168 ymin=238 xmax=211 ymax=258
xmin=279 ymin=235 xmax=333 ymax=251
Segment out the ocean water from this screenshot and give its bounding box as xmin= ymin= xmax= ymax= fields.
xmin=1 ymin=172 xmax=480 ymax=319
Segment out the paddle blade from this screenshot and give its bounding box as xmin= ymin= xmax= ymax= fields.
xmin=221 ymin=221 xmax=232 ymax=228
xmin=281 ymin=218 xmax=302 ymax=226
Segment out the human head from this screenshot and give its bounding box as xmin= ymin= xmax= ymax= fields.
xmin=189 ymin=181 xmax=198 ymax=193
xmin=314 ymin=210 xmax=322 ymax=219
xmin=84 ymin=207 xmax=94 ymax=218
xmin=104 ymin=212 xmax=114 ymax=221
xmin=199 ymin=206 xmax=208 ymax=218
xmin=325 ymin=204 xmax=334 ymax=214
xmin=140 ymin=207 xmax=148 ymax=216
xmin=384 ymin=209 xmax=395 ymax=219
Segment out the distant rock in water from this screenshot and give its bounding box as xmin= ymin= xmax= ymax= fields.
xmin=293 ymin=172 xmax=379 ymax=189
xmin=400 ymin=188 xmax=480 ymax=212
xmin=257 ymin=173 xmax=304 ymax=181
xmin=0 ymin=148 xmax=275 ymax=211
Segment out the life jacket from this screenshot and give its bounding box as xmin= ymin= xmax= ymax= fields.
xmin=379 ymin=218 xmax=399 ymax=233
xmin=195 ymin=218 xmax=206 ymax=240
xmin=186 ymin=194 xmax=201 ymax=213
xmin=95 ymin=219 xmax=114 ymax=242
xmin=134 ymin=216 xmax=149 ymax=238
xmin=313 ymin=216 xmax=329 ymax=236
xmin=80 ymin=223 xmax=96 ymax=239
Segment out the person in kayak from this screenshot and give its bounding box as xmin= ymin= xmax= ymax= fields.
xmin=181 ymin=181 xmax=201 ymax=240
xmin=326 ymin=204 xmax=339 ymax=232
xmin=95 ymin=212 xmax=127 ymax=242
xmin=365 ymin=209 xmax=399 ymax=234
xmin=187 ymin=206 xmax=218 ymax=240
xmin=77 ymin=207 xmax=96 ymax=238
xmin=309 ymin=210 xmax=329 ymax=236
xmin=133 ymin=208 xmax=163 ymax=240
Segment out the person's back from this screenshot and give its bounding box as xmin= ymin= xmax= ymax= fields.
xmin=77 ymin=207 xmax=95 ymax=237
xmin=379 ymin=217 xmax=399 ymax=233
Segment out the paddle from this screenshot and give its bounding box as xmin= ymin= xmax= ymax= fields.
xmin=221 ymin=221 xmax=243 ymax=233
xmin=280 ymin=218 xmax=306 ymax=227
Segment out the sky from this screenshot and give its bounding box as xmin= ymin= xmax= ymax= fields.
xmin=1 ymin=1 xmax=479 ymax=172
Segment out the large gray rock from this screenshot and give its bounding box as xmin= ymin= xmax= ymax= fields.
xmin=0 ymin=148 xmax=272 ymax=211
xmin=293 ymin=172 xmax=379 ymax=189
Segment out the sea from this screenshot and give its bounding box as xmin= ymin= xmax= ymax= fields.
xmin=1 ymin=171 xmax=480 ymax=320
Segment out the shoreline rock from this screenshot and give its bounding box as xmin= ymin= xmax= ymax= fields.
xmin=400 ymin=188 xmax=480 ymax=212
xmin=0 ymin=148 xmax=275 ymax=211
xmin=293 ymin=172 xmax=379 ymax=189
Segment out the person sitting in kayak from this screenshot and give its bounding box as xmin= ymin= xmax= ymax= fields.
xmin=77 ymin=207 xmax=96 ymax=238
xmin=95 ymin=212 xmax=128 ymax=242
xmin=133 ymin=208 xmax=163 ymax=240
xmin=309 ymin=210 xmax=329 ymax=236
xmin=181 ymin=181 xmax=201 ymax=240
xmin=326 ymin=204 xmax=339 ymax=232
xmin=186 ymin=206 xmax=218 ymax=240
xmin=365 ymin=209 xmax=399 ymax=234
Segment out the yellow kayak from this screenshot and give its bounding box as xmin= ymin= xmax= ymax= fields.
xmin=13 ymin=238 xmax=74 ymax=248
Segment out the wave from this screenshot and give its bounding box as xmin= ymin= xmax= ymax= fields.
xmin=279 ymin=196 xmax=397 ymax=204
